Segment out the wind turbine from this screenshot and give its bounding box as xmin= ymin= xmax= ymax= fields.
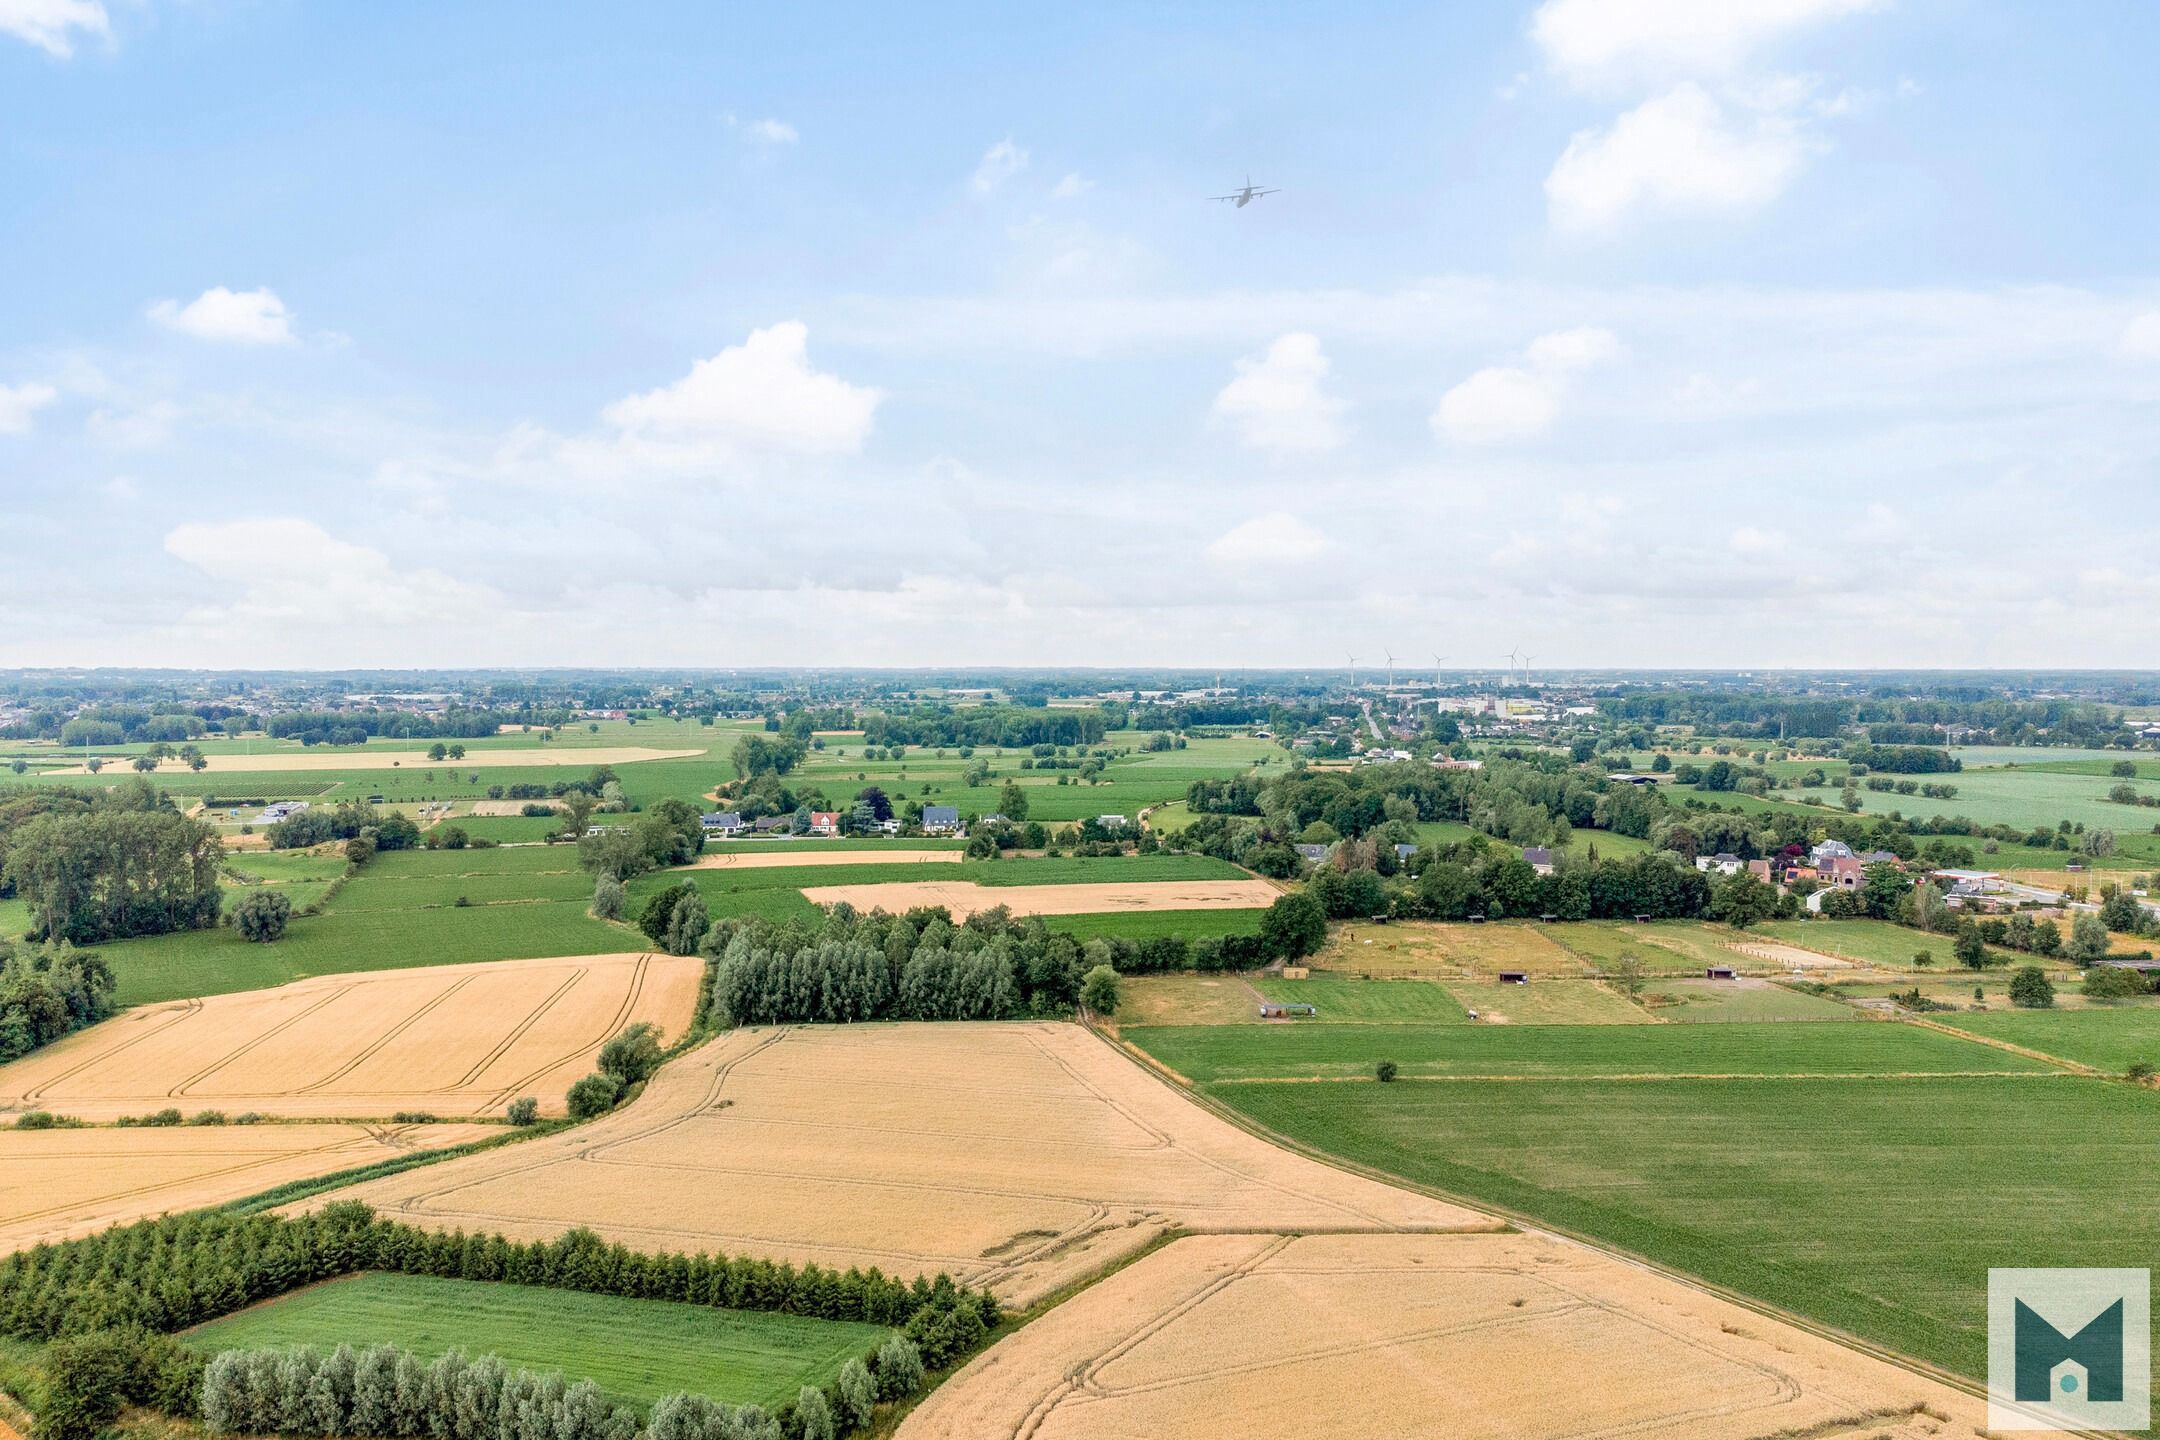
xmin=1346 ymin=652 xmax=1359 ymax=691
xmin=1521 ymin=655 xmax=1537 ymax=686
xmin=1383 ymin=649 xmax=1396 ymax=691
xmin=1432 ymin=653 xmax=1448 ymax=687
xmin=1503 ymin=647 xmax=1520 ymax=684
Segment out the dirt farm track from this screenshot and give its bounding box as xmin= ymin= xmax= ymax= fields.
xmin=0 ymin=953 xmax=702 ymax=1121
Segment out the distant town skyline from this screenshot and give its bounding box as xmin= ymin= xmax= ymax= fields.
xmin=4 ymin=1 xmax=2157 ymax=669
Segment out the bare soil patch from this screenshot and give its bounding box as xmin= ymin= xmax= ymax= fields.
xmin=54 ymin=747 xmax=700 ymax=776
xmin=303 ymin=1023 xmax=1495 ymax=1307
xmin=897 ymin=1231 xmax=1988 ymax=1440
xmin=0 ymin=1122 xmax=491 ymax=1255
xmin=797 ymin=879 xmax=1279 ymax=920
xmin=685 ymin=849 xmax=964 ymax=871
xmin=0 ymin=953 xmax=700 ymax=1121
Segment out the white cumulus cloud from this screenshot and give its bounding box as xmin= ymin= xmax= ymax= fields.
xmin=0 ymin=0 xmax=108 ymax=56
xmin=1433 ymin=327 xmax=1619 ymax=445
xmin=1209 ymin=332 xmax=1346 ymax=456
xmin=0 ymin=381 xmax=58 ymax=435
xmin=1050 ymin=172 xmax=1092 ymax=200
xmin=746 ymin=118 xmax=798 ymax=144
xmin=970 ymin=138 xmax=1029 ymax=193
xmin=1205 ymin=513 xmax=1333 ymax=569
xmin=1546 ymin=83 xmax=1811 ymax=234
xmin=601 ymin=321 xmax=882 ymax=460
xmin=163 ymin=519 xmax=494 ymax=628
xmin=1531 ymin=0 xmax=1883 ymax=91
xmin=2120 ymin=312 xmax=2160 ymax=361
xmin=148 ymin=287 xmax=297 ymax=345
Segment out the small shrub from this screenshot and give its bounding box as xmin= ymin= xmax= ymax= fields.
xmin=506 ymin=1096 xmax=540 ymax=1127
xmin=566 ymin=1072 xmax=624 ymax=1120
xmin=2127 ymin=1060 xmax=2156 ymax=1085
xmin=190 ymin=1110 xmax=229 ymax=1126
xmin=598 ymin=1023 xmax=663 ymax=1086
xmin=390 ymin=1111 xmax=439 ymax=1124
xmin=1376 ymin=1059 xmax=1399 ymax=1083
xmin=591 ymin=875 xmax=626 ymax=922
xmin=234 ymin=1111 xmax=267 ymax=1125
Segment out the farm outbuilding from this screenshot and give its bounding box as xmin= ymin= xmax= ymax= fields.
xmin=1706 ymin=966 xmax=1737 ymax=980
xmin=1498 ymin=972 xmax=1528 ymax=985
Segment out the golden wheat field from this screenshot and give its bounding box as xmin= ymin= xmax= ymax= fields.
xmin=0 ymin=1122 xmax=492 ymax=1254
xmin=51 ymin=746 xmax=699 ymax=775
xmin=897 ymin=1231 xmax=1992 ymax=1440
xmin=0 ymin=954 xmax=701 ymax=1121
xmin=304 ymin=1023 xmax=1495 ymax=1306
xmin=796 ymin=878 xmax=1281 ymax=920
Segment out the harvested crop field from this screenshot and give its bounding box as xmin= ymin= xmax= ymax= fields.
xmin=305 ymin=1023 xmax=1496 ymax=1307
xmin=685 ymin=848 xmax=963 ymax=870
xmin=895 ymin=1231 xmax=1984 ymax=1440
xmin=52 ymin=746 xmax=699 ymax=775
xmin=796 ymin=878 xmax=1279 ymax=920
xmin=0 ymin=1122 xmax=491 ymax=1255
xmin=0 ymin=953 xmax=700 ymax=1120
xmin=1322 ymin=922 xmax=1585 ymax=977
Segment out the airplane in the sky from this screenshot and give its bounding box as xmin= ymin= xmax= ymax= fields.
xmin=1211 ymin=176 xmax=1279 ymax=208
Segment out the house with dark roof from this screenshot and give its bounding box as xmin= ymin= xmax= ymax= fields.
xmin=701 ymin=811 xmax=743 ymax=834
xmin=1294 ymin=843 xmax=1332 ymax=865
xmin=1522 ymin=846 xmax=1555 ymax=875
xmin=920 ymin=804 xmax=961 ymax=834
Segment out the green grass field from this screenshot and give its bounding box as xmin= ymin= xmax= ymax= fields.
xmin=1209 ymin=1073 xmax=2158 ymax=1383
xmin=1253 ymin=974 xmax=1471 ymax=1023
xmin=1124 ymin=1018 xmax=2048 ymax=1083
xmin=1637 ymin=977 xmax=1857 ymax=1022
xmin=1755 ymin=918 xmax=2018 ymax=970
xmin=1935 ymin=1005 xmax=2160 ymax=1073
xmin=185 ymin=1273 xmax=889 ymax=1411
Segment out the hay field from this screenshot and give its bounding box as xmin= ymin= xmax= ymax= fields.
xmin=49 ymin=746 xmax=700 ymax=775
xmin=685 ymin=848 xmax=963 ymax=870
xmin=1321 ymin=922 xmax=1586 ymax=978
xmin=0 ymin=954 xmax=700 ymax=1120
xmin=896 ymin=1232 xmax=1985 ymax=1440
xmin=0 ymin=1122 xmax=491 ymax=1255
xmin=796 ymin=878 xmax=1279 ymax=920
xmin=306 ymin=1023 xmax=1496 ymax=1307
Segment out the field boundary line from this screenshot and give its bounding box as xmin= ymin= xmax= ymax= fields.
xmin=1084 ymin=1019 xmax=2019 ymax=1422
xmin=1897 ymin=1014 xmax=2100 ymax=1075
xmin=1202 ymin=1067 xmax=2077 ymax=1084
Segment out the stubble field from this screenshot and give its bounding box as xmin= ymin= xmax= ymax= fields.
xmin=302 ymin=1022 xmax=1497 ymax=1308
xmin=794 ymin=878 xmax=1281 ymax=920
xmin=0 ymin=952 xmax=701 ymax=1121
xmin=895 ymin=1231 xmax=1988 ymax=1440
xmin=0 ymin=1122 xmax=493 ymax=1254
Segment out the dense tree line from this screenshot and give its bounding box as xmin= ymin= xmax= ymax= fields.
xmin=267 ymin=803 xmax=422 ymax=851
xmin=265 ymin=708 xmax=508 ymax=745
xmin=0 ymin=940 xmax=116 ymax=1062
xmin=2 ymin=785 xmax=221 ymax=943
xmin=0 ymin=1202 xmax=995 ymax=1344
xmin=858 ymin=705 xmax=1105 ymax=750
xmin=1842 ymin=744 xmax=1960 ymax=774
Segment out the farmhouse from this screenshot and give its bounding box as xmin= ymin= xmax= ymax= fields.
xmin=920 ymin=804 xmax=961 ymax=834
xmin=700 ymin=810 xmax=743 ymax=834
xmin=1431 ymin=756 xmax=1484 ymax=771
xmin=1695 ymin=853 xmax=1744 ymax=876
xmin=808 ymin=810 xmax=840 ymax=837
xmin=1810 ymin=839 xmax=1855 ymax=864
xmin=258 ymin=800 xmax=310 ymax=822
xmin=1394 ymin=842 xmax=1418 ymax=862
xmin=1820 ymin=855 xmax=1865 ymax=890
xmin=1294 ymin=843 xmax=1333 ymax=864
xmin=1521 ymin=847 xmax=1555 ymax=876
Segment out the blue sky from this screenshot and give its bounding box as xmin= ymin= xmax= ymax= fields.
xmin=4 ymin=0 xmax=2158 ymax=668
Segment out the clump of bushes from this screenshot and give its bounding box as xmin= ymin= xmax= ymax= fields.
xmin=505 ymin=1096 xmax=540 ymax=1126
xmin=14 ymin=1110 xmax=87 ymax=1130
xmin=566 ymin=1024 xmax=663 ymax=1121
xmin=2008 ymin=966 xmax=2056 ymax=1009
xmin=39 ymin=1326 xmax=202 ymax=1440
xmin=116 ymin=1107 xmax=184 ymax=1128
xmin=232 ymin=890 xmax=293 ymax=942
xmin=1375 ymin=1059 xmax=1399 ymax=1083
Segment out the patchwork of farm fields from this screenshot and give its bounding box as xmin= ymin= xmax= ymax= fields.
xmin=0 ymin=1122 xmax=493 ymax=1253
xmin=186 ymin=1273 xmax=890 ymax=1412
xmin=0 ymin=952 xmax=699 ymax=1120
xmin=896 ymin=1231 xmax=1988 ymax=1440
xmin=302 ymin=1023 xmax=1498 ymax=1309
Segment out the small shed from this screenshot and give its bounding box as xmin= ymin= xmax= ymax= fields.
xmin=1369 ymin=913 xmax=1390 ymax=924
xmin=1539 ymin=913 xmax=1559 ymax=923
xmin=1706 ymin=965 xmax=1737 ymax=980
xmin=1467 ymin=913 xmax=1487 ymax=925
xmin=1632 ymin=913 xmax=1653 ymax=924
xmin=1498 ymin=971 xmax=1528 ymax=985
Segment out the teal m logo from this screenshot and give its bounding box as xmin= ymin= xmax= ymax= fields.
xmin=2015 ymin=1297 xmax=2124 ymax=1403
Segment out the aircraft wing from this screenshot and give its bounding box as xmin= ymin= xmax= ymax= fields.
xmin=1209 ymin=194 xmax=1240 ymax=202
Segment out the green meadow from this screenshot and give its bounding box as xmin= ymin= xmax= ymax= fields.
xmin=185 ymin=1273 xmax=889 ymax=1412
